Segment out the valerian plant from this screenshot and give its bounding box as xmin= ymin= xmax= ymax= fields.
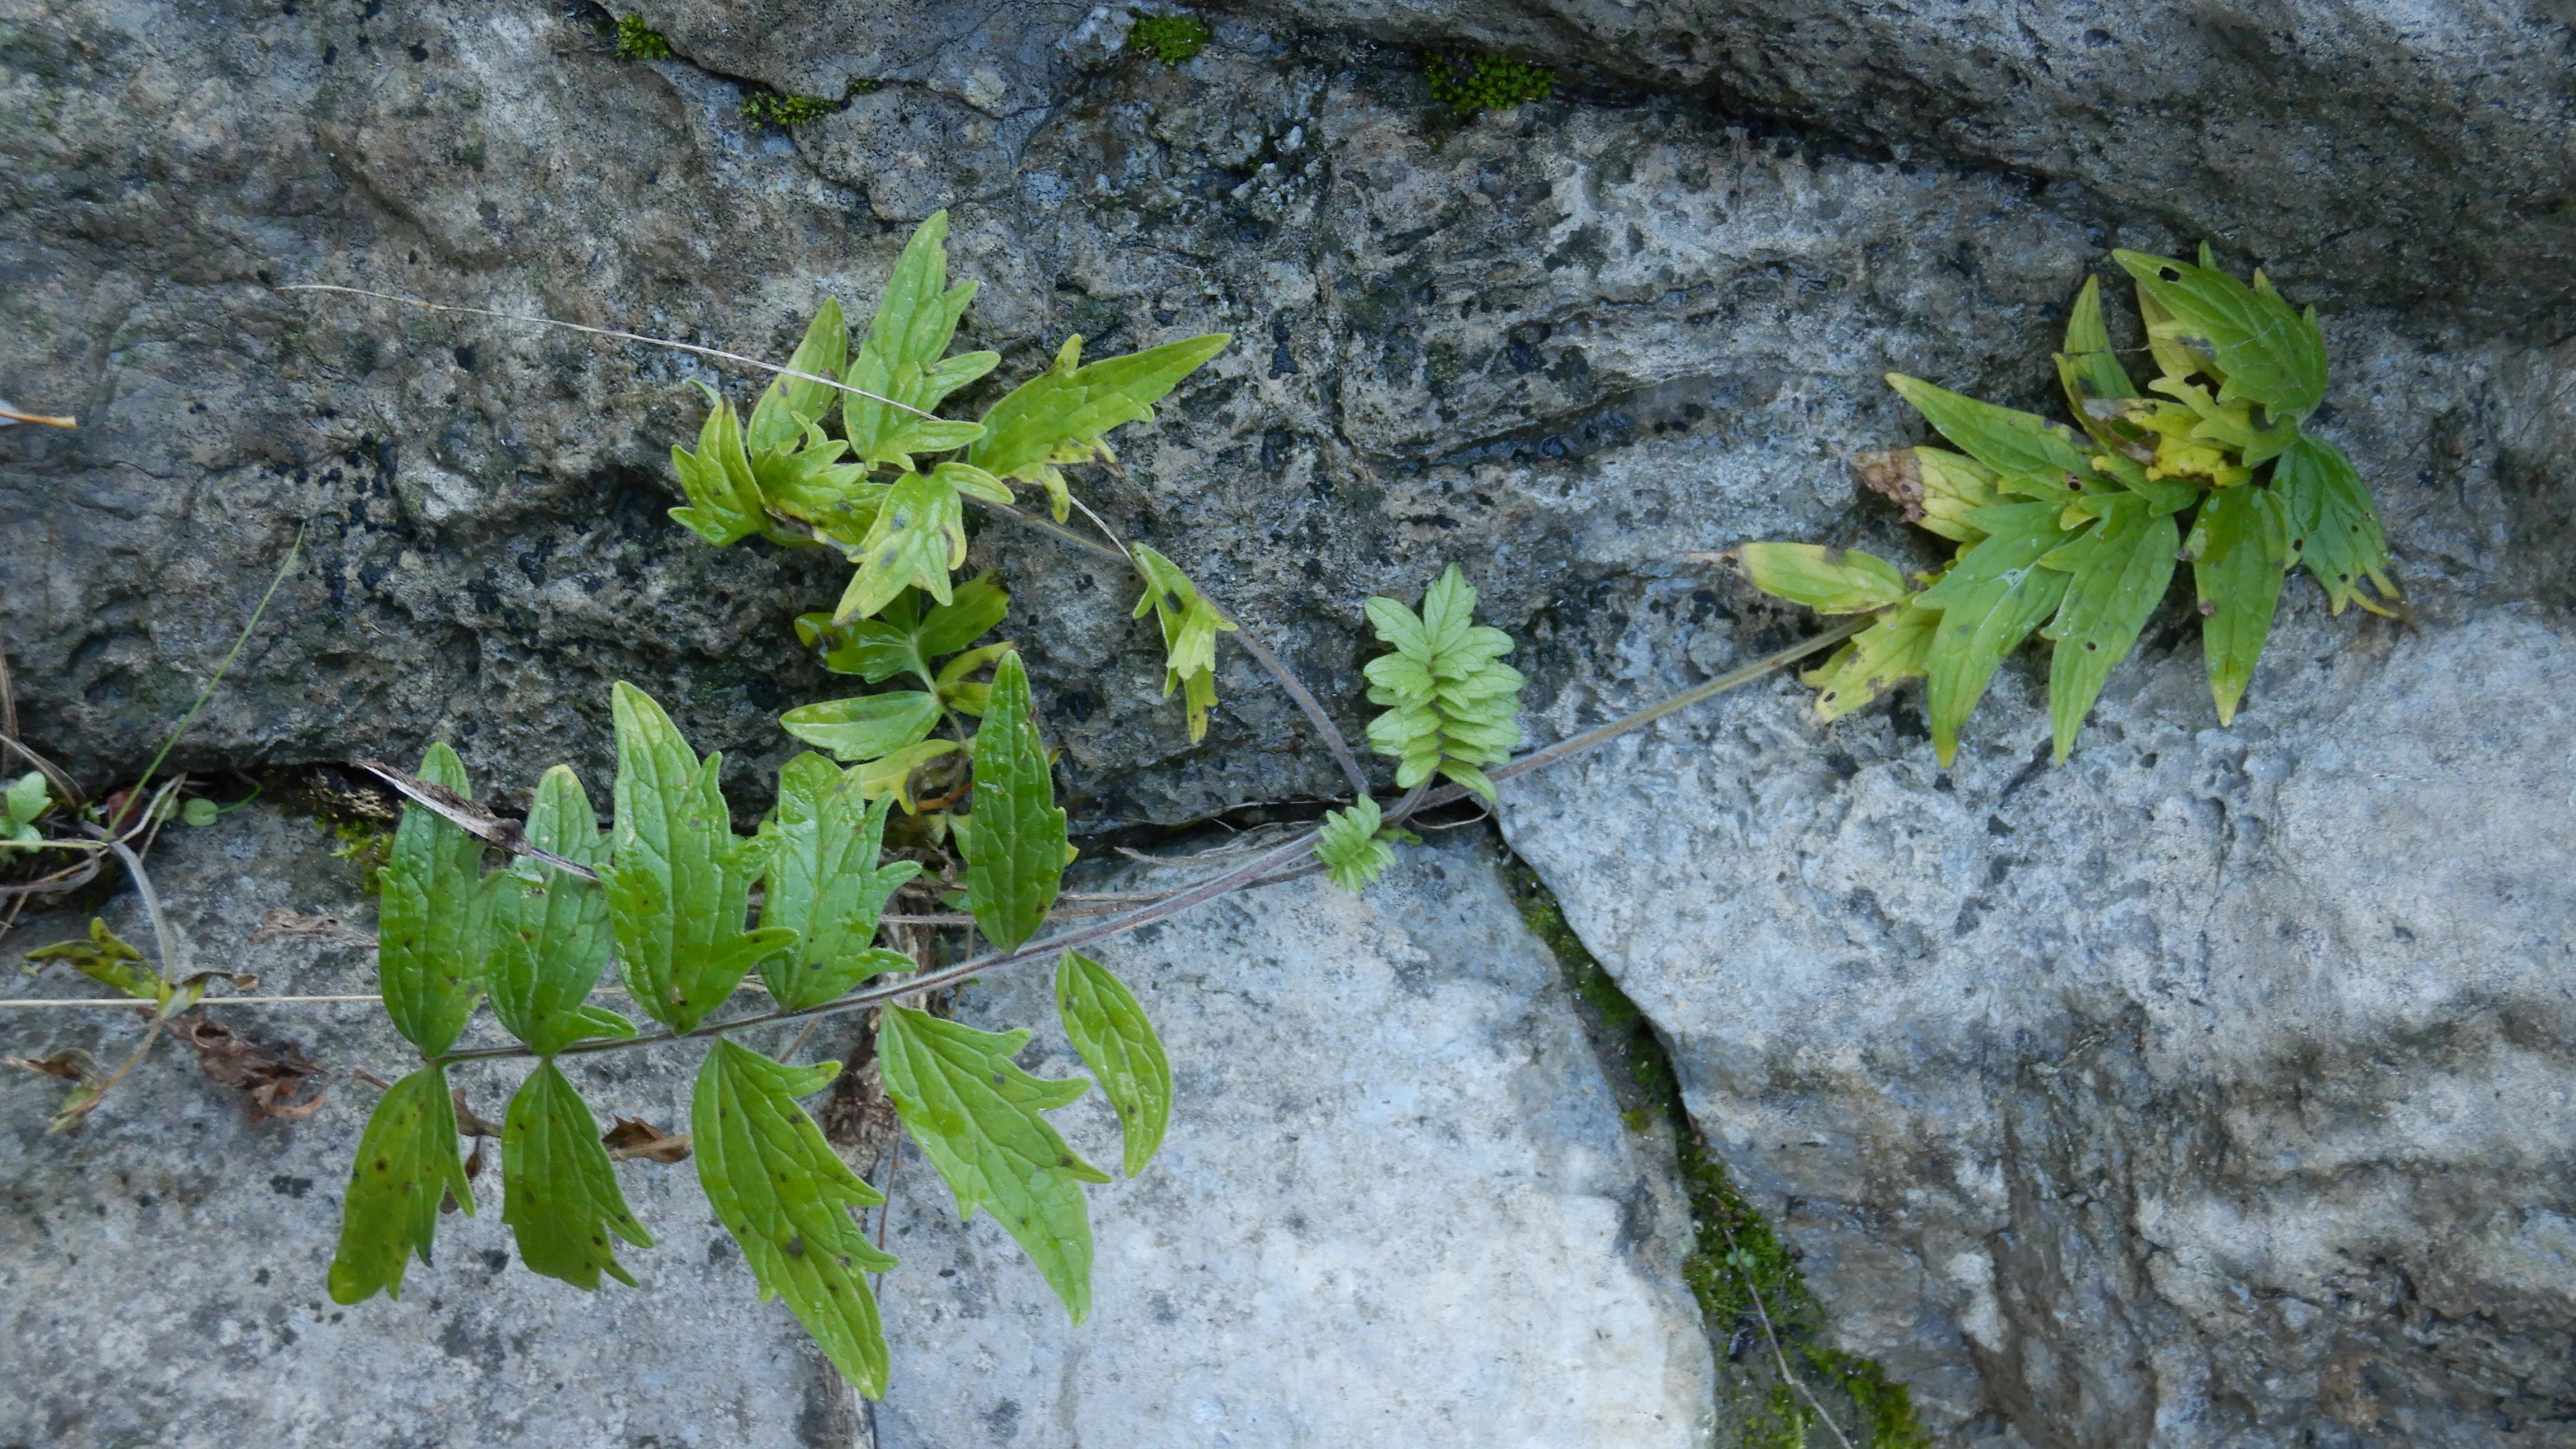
xmin=1734 ymin=247 xmax=2397 ymax=764
xmin=326 ymin=210 xmax=1543 ymax=1397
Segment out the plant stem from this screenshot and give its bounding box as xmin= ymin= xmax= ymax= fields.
xmin=110 ymin=530 xmax=304 ymax=833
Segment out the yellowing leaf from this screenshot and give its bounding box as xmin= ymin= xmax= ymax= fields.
xmin=779 ymin=691 xmax=943 ymax=764
xmin=877 ymin=1006 xmax=1110 ymax=1323
xmin=1731 ymin=543 xmax=1910 ymax=614
xmin=693 ymin=1040 xmax=896 ymax=1395
xmin=835 ymin=463 xmax=1012 ymax=623
xmin=329 ymin=1064 xmax=472 ymax=1304
xmin=1129 ymin=544 xmax=1238 ymax=742
xmin=669 ymin=391 xmax=768 ymax=547
xmin=1886 ymin=373 xmax=2101 ymax=486
xmin=844 ymin=212 xmax=1000 ymax=472
xmin=502 ymin=1060 xmax=651 ymax=1290
xmin=1801 ymin=603 xmax=1940 ymax=723
xmin=2114 ymin=249 xmax=2327 ymax=420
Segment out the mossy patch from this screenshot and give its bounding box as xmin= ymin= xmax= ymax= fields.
xmin=1506 ymin=857 xmax=1931 ymax=1449
xmin=1423 ymin=53 xmax=1554 ymax=115
xmin=614 ymin=15 xmax=673 ymax=62
xmin=740 ymin=91 xmax=835 ymax=127
xmin=1126 ymin=13 xmax=1211 ymax=65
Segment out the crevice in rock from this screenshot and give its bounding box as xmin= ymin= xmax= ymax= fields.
xmin=1500 ymin=847 xmax=1933 ymax=1449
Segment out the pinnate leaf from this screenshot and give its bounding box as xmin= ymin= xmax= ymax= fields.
xmin=2038 ymin=496 xmax=2180 ymax=762
xmin=2184 ymin=483 xmax=2289 ymax=724
xmin=1054 ymin=951 xmax=1173 ymax=1177
xmin=757 ymin=754 xmax=920 ymax=1010
xmin=1362 ymin=565 xmax=1524 ymax=801
xmin=1317 ymin=795 xmax=1416 ymax=893
xmin=876 ymin=1006 xmax=1110 ymax=1322
xmin=329 ymin=1064 xmax=471 ymax=1304
xmin=835 ymin=463 xmax=1011 ymax=623
xmin=377 ymin=742 xmax=487 ymax=1057
xmin=502 ymin=1059 xmax=651 ymax=1290
xmin=962 ymin=651 xmax=1068 ymax=952
xmin=604 ymin=684 xmax=795 ymax=1033
xmin=693 ymin=1040 xmax=897 ymax=1395
xmin=844 ymin=211 xmax=998 ymax=471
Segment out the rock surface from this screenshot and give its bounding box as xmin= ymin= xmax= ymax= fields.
xmin=874 ymin=832 xmax=1715 ymax=1447
xmin=1500 ymin=602 xmax=2576 ymax=1445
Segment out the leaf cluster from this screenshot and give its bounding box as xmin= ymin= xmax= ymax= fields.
xmin=1740 ymin=248 xmax=2396 ymax=764
xmin=1424 ymin=53 xmax=1555 ymax=113
xmin=1362 ymin=564 xmax=1525 ymax=801
xmin=1315 ymin=797 xmax=1419 ymax=894
xmin=613 ymin=15 xmax=671 ymax=61
xmin=334 ymin=680 xmax=1171 ymax=1400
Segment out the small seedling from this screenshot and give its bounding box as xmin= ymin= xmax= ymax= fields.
xmin=614 ymin=15 xmax=672 ymax=61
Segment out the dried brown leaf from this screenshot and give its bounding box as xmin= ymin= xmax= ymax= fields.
xmin=1853 ymin=448 xmax=1926 ymax=522
xmin=449 ymin=1087 xmax=504 ymax=1138
xmin=602 ymin=1116 xmax=693 ymax=1164
xmin=162 ymin=1013 xmax=329 ymax=1122
xmin=246 ymin=908 xmax=376 ymax=949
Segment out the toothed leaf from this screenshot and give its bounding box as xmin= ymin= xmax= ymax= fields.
xmin=835 ymin=463 xmax=1011 ymax=623
xmin=2184 ymin=483 xmax=2289 ymax=724
xmin=757 ymin=754 xmax=921 ymax=1010
xmin=1916 ymin=503 xmax=2075 ymax=766
xmin=971 ymin=333 xmax=1230 ymax=518
xmin=2038 ymin=496 xmax=2180 ymax=762
xmin=482 ymin=766 xmax=628 ymax=1056
xmin=2272 ymin=434 xmax=2397 ymax=617
xmin=1801 ymin=603 xmax=1942 ymax=723
xmin=778 ymin=692 xmax=943 ymax=764
xmin=799 ymin=573 xmax=1010 ymax=686
xmin=1129 ymin=544 xmax=1237 ymax=742
xmin=962 ymin=651 xmax=1067 ymax=952
xmin=1362 ymin=565 xmax=1524 ymax=801
xmin=844 ymin=212 xmax=998 ymax=471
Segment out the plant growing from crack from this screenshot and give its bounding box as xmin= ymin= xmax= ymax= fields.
xmin=1733 ymin=247 xmax=2395 ymax=765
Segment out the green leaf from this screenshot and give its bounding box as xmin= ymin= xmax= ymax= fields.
xmin=1886 ymin=374 xmax=2100 ymax=485
xmin=1731 ymin=543 xmax=1910 ymax=614
xmin=750 ymin=424 xmax=879 ymax=550
xmin=502 ymin=1059 xmax=651 ymax=1290
xmin=747 ymin=300 xmax=850 ymax=456
xmin=2038 ymin=496 xmax=2180 ymax=762
xmin=1909 ymin=449 xmax=2005 ymax=543
xmin=2184 ymin=484 xmax=2289 ymax=725
xmin=669 ymin=391 xmax=769 ymax=547
xmin=779 ymin=692 xmax=944 ymax=764
xmin=377 ymin=742 xmax=487 ymax=1057
xmin=604 ymin=684 xmax=797 ymax=1034
xmin=4 ymin=771 xmax=45 ymax=825
xmin=851 ymin=738 xmax=963 ymax=812
xmin=970 ymin=332 xmax=1230 ymax=519
xmin=2058 ymin=275 xmax=2139 ymax=413
xmin=799 ymin=574 xmax=1009 ymax=686
xmin=23 ymin=917 xmax=155 ymax=1001
xmin=757 ymin=754 xmax=922 ymax=1010
xmin=329 ymin=1064 xmax=471 ymax=1304
xmin=482 ymin=766 xmax=629 ymax=1056
xmin=1916 ymin=503 xmax=2075 ymax=766
xmin=1362 ymin=565 xmax=1524 ymax=801
xmin=1128 ymin=544 xmax=1238 ymax=742
xmin=693 ymin=1040 xmax=896 ymax=1396
xmin=1054 ymin=951 xmax=1174 ymax=1178
xmin=834 ymin=463 xmax=1013 ymax=623
xmin=1316 ymin=795 xmax=1417 ymax=894
xmin=875 ymin=1006 xmax=1110 ymax=1322
xmin=844 ymin=211 xmax=1000 ymax=472
xmin=2113 ymin=250 xmax=2327 ymax=419
xmin=1800 ymin=603 xmax=1942 ymax=723
xmin=2271 ymin=434 xmax=2398 ymax=617
xmin=962 ymin=651 xmax=1068 ymax=952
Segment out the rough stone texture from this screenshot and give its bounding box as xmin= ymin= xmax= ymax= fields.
xmin=0 ymin=806 xmax=863 ymax=1448
xmin=1500 ymin=600 xmax=2576 ymax=1445
xmin=872 ymin=832 xmax=1716 ymax=1446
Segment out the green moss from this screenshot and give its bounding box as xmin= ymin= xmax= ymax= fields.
xmin=740 ymin=91 xmax=835 ymax=127
xmin=1506 ymin=858 xmax=1931 ymax=1449
xmin=614 ymin=15 xmax=673 ymax=62
xmin=1126 ymin=13 xmax=1212 ymax=65
xmin=1423 ymin=52 xmax=1555 ymax=115
xmin=326 ymin=818 xmax=394 ymax=896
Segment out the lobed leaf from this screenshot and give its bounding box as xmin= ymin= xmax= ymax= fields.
xmin=799 ymin=574 xmax=1010 ymax=686
xmin=970 ymin=333 xmax=1230 ymax=519
xmin=2184 ymin=483 xmax=2289 ymax=724
xmin=377 ymin=742 xmax=487 ymax=1057
xmin=1054 ymin=951 xmax=1174 ymax=1178
xmin=779 ymin=692 xmax=943 ymax=764
xmin=501 ymin=1059 xmax=651 ymax=1290
xmin=2114 ymin=249 xmax=2327 ymax=419
xmin=1731 ymin=543 xmax=1910 ymax=614
xmin=757 ymin=754 xmax=921 ymax=1010
xmin=835 ymin=463 xmax=1012 ymax=623
xmin=1315 ymin=795 xmax=1417 ymax=894
xmin=23 ymin=917 xmax=154 ymax=1002
xmin=1361 ymin=565 xmax=1524 ymax=801
xmin=1915 ymin=503 xmax=2074 ymax=766
xmin=2272 ymin=434 xmax=2397 ymax=617
xmin=875 ymin=1006 xmax=1110 ymax=1322
xmin=844 ymin=211 xmax=1000 ymax=472
xmin=1801 ymin=603 xmax=1942 ymax=723
xmin=482 ymin=766 xmax=632 ymax=1057
xmin=669 ymin=391 xmax=768 ymax=547
xmin=604 ymin=684 xmax=796 ymax=1034
xmin=962 ymin=651 xmax=1068 ymax=952
xmin=2038 ymin=496 xmax=2180 ymax=762
xmin=329 ymin=1064 xmax=471 ymax=1304
xmin=693 ymin=1040 xmax=897 ymax=1396
xmin=747 ymin=299 xmax=851 ymax=456
xmin=1128 ymin=544 xmax=1237 ymax=742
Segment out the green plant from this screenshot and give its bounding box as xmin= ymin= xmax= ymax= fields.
xmin=1423 ymin=52 xmax=1555 ymax=113
xmin=1736 ymin=247 xmax=2395 ymax=764
xmin=740 ymin=91 xmax=835 ymax=127
xmin=1125 ymin=12 xmax=1211 ymax=65
xmin=1361 ymin=564 xmax=1526 ymax=801
xmin=614 ymin=15 xmax=672 ymax=61
xmin=2 ymin=771 xmax=49 ymax=843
